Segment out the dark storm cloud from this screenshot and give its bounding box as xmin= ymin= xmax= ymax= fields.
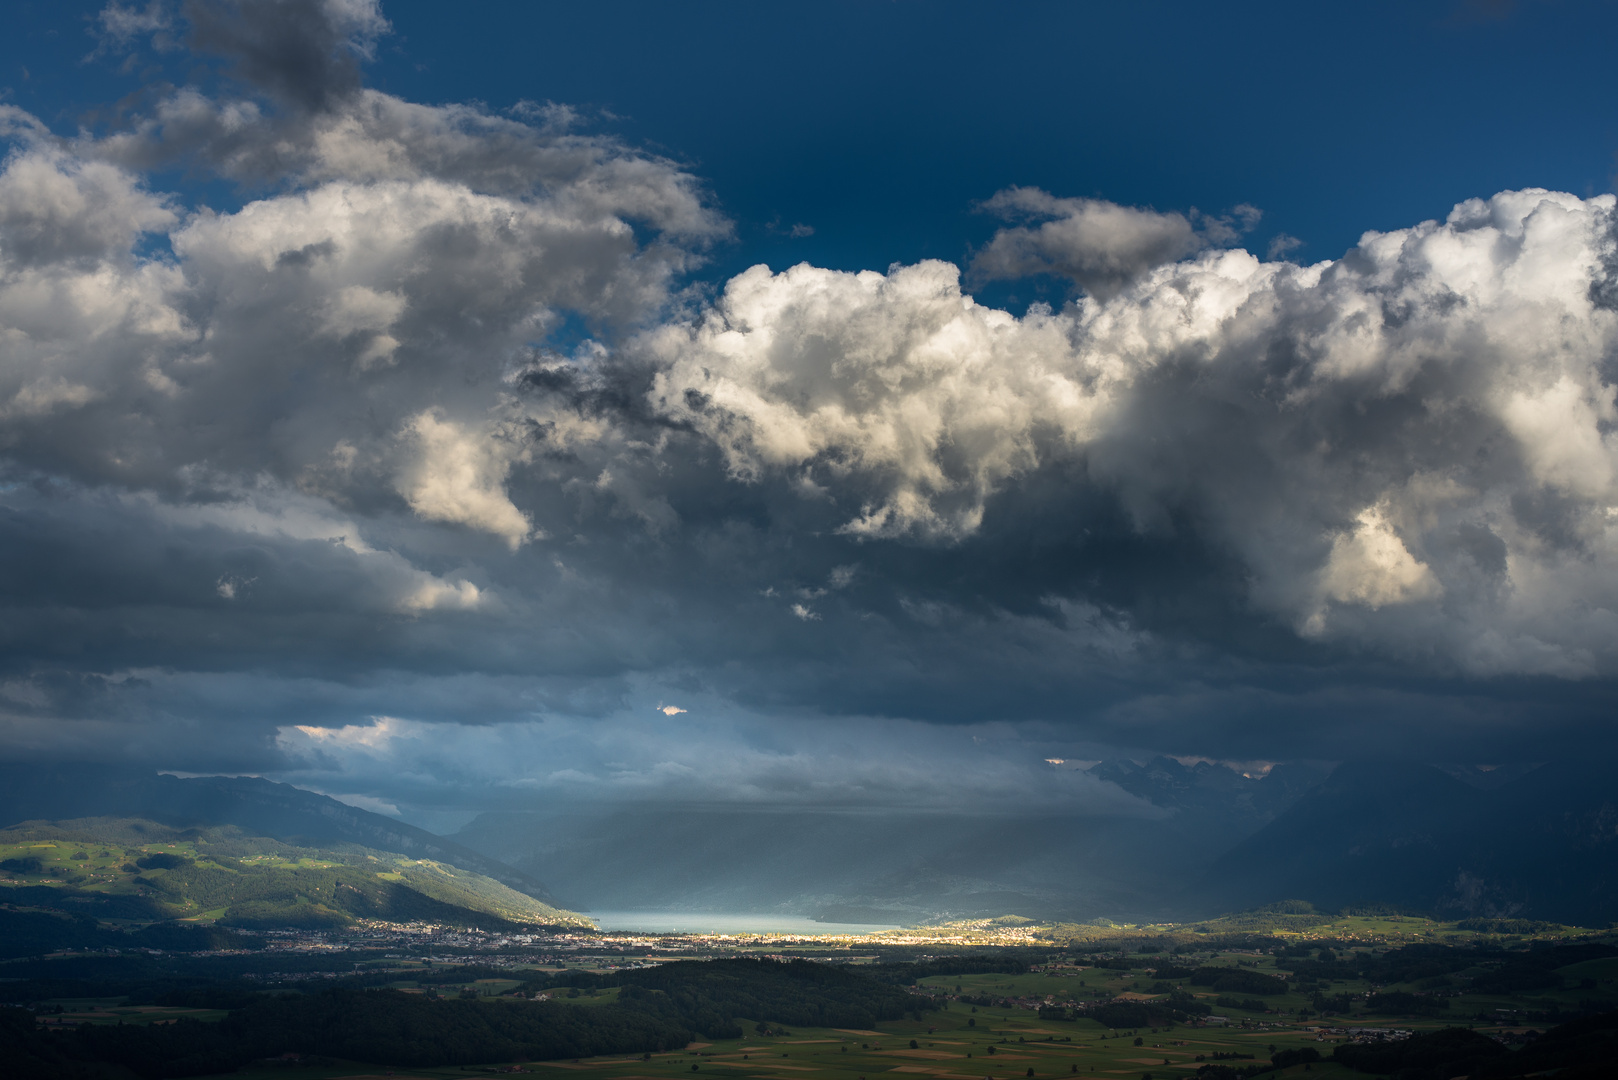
xmin=2 ymin=0 xmax=1617 ymax=820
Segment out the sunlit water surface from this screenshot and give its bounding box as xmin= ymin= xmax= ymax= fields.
xmin=582 ymin=911 xmax=902 ymax=935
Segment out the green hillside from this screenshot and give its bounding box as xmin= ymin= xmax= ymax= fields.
xmin=0 ymin=818 xmax=592 ymax=934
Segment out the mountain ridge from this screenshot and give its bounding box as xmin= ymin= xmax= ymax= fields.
xmin=0 ymin=764 xmax=560 ymax=907
xmin=0 ymin=816 xmax=590 ymax=937
xmin=1192 ymin=757 xmax=1618 ymax=924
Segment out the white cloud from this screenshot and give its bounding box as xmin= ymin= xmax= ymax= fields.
xmin=0 ymin=143 xmax=177 ymax=266
xmin=396 ymin=411 xmax=533 ymax=549
xmin=1311 ymin=504 xmax=1442 ymax=630
xmin=399 ymin=575 xmax=483 ymax=612
xmin=647 ymin=259 xmax=1101 ymax=539
xmin=0 ymin=66 xmax=728 ymax=569
xmin=658 ymin=705 xmax=686 ymax=716
xmin=321 ymin=0 xmax=392 ymax=59
xmin=0 ymin=379 xmax=100 ymax=419
xmin=648 ymin=188 xmax=1618 ymax=675
xmin=215 ymin=574 xmax=255 ymax=600
xmin=285 ymin=716 xmax=405 ymax=753
xmin=317 ymin=284 xmax=407 ymax=368
xmin=95 ymin=2 xmax=172 ymax=46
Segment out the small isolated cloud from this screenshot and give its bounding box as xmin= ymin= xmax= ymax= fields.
xmin=282 ymin=717 xmax=405 ymax=755
xmin=765 ymin=217 xmax=815 ymax=238
xmin=790 ymin=603 xmax=820 ymax=621
xmin=1267 ymin=233 xmax=1304 ymax=259
xmin=92 ymin=1 xmax=174 ymax=54
xmin=508 ymin=99 xmax=581 ymax=132
xmin=659 ymin=705 xmax=687 ymax=716
xmin=971 ymin=188 xmax=1211 ymax=296
xmin=215 ymin=574 xmax=255 ymax=600
xmin=398 ymin=576 xmax=483 ymax=613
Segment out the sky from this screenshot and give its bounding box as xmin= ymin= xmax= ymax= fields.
xmin=2 ymin=0 xmax=1618 ymax=830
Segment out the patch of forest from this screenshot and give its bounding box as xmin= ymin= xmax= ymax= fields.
xmin=524 ymin=957 xmax=938 ymax=1033
xmin=1 ymin=956 xmax=941 ymax=1079
xmin=1328 ymin=1011 xmax=1618 ymax=1080
xmin=2 ymin=988 xmax=693 ymax=1079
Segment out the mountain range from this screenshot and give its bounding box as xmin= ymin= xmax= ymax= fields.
xmin=4 ymin=755 xmax=1616 ymax=926
xmin=0 ymin=817 xmax=585 ymax=943
xmin=450 ymin=757 xmax=1330 ymax=923
xmin=0 ymin=764 xmax=559 ymax=906
xmin=1193 ymin=757 xmax=1618 ymax=926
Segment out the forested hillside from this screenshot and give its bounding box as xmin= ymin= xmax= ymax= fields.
xmin=0 ymin=818 xmax=588 ymax=943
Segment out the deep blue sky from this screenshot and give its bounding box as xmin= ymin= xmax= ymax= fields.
xmin=331 ymin=1 xmax=1618 ymax=280
xmin=6 ymin=1 xmax=1616 ymax=289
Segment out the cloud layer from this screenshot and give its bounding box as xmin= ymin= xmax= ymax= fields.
xmin=3 ymin=0 xmax=1618 ymax=817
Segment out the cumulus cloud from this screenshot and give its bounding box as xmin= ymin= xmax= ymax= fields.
xmin=647 ymin=259 xmax=1096 ymax=539
xmin=648 ymin=188 xmax=1618 ymax=676
xmin=1315 ymin=505 xmax=1442 ymax=618
xmin=0 ymin=137 xmax=177 ymax=266
xmin=396 ymin=411 xmax=532 ymax=549
xmin=0 ymin=0 xmax=724 ymax=559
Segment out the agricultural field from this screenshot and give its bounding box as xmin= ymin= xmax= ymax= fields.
xmin=923 ymin=942 xmax=1618 ymax=1028
xmin=8 ymin=900 xmax=1618 ymax=1079
xmin=31 ymin=999 xmax=230 ymax=1028
xmin=171 ymin=997 xmax=1362 ymax=1080
xmin=19 ymin=941 xmax=1616 ymax=1080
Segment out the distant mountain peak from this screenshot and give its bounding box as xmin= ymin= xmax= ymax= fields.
xmin=1192 ymin=757 xmax=1618 ymax=925
xmin=1086 ymin=755 xmax=1325 ymax=820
